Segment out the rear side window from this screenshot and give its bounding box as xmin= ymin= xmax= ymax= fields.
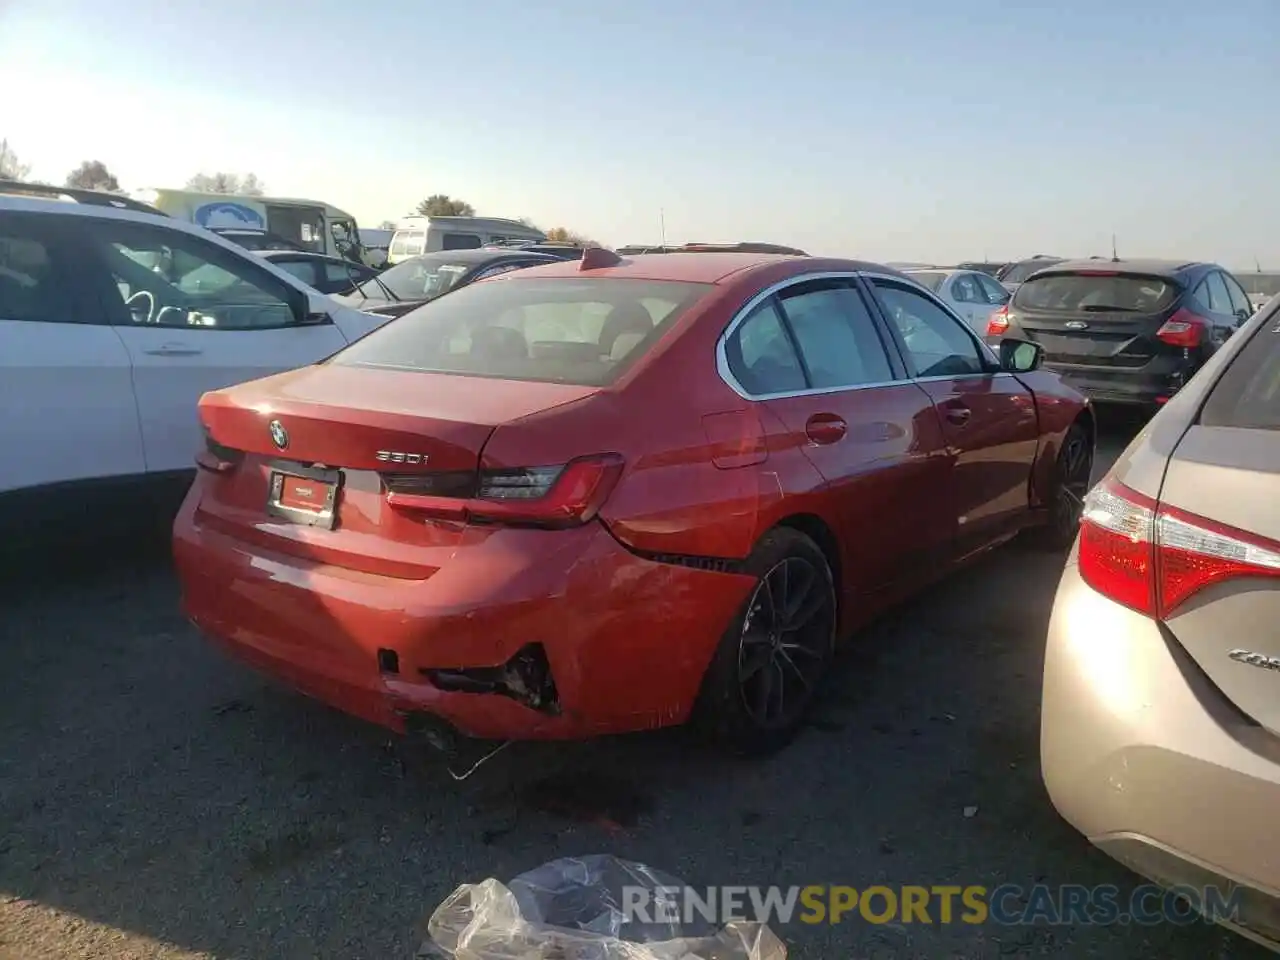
xmin=728 ymin=301 xmax=807 ymax=395
xmin=1201 ymin=315 xmax=1280 ymax=429
xmin=909 ymin=271 xmax=946 ymax=292
xmin=332 ymin=278 xmax=712 ymax=387
xmin=1014 ymin=272 xmax=1179 ymax=313
xmin=441 ymin=232 xmax=482 ymax=251
xmin=0 ymin=224 xmax=75 ymax=323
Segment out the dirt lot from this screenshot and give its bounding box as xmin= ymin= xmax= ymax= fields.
xmin=0 ymin=412 xmax=1270 ymax=959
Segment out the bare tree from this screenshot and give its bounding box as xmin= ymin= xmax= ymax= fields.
xmin=66 ymin=160 xmax=121 ymax=192
xmin=0 ymin=139 xmax=31 ymax=180
xmin=544 ymin=226 xmax=599 ymax=247
xmin=185 ymin=172 xmax=266 ymax=196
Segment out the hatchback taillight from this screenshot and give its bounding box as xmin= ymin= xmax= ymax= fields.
xmin=1078 ymin=477 xmax=1280 ymax=618
xmin=987 ymin=305 xmax=1010 ymax=336
xmin=1155 ymin=308 xmax=1208 ymax=348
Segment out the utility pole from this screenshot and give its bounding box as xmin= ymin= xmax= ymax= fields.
xmin=659 ymin=208 xmax=666 ymax=248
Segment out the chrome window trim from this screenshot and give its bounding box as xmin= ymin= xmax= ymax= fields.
xmin=714 ymin=271 xmax=911 ymax=401
xmin=715 ymin=270 xmax=1007 ymax=401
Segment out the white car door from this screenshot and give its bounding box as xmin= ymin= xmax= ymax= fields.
xmin=0 ymin=212 xmax=145 ymax=495
xmin=74 ymin=217 xmax=351 ymax=476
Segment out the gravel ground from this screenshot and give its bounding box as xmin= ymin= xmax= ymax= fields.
xmin=0 ymin=411 xmax=1271 ymax=960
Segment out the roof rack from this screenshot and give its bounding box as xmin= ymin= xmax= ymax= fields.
xmin=616 ymin=241 xmax=809 ymax=257
xmin=0 ymin=179 xmax=168 ymax=217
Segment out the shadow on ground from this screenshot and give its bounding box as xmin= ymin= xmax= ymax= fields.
xmin=1 ymin=411 xmax=1266 ymax=959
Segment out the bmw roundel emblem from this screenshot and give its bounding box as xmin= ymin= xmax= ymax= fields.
xmin=268 ymin=420 xmax=289 ymax=450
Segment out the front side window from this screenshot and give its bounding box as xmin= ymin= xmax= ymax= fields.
xmin=871 ymin=280 xmax=986 ymax=377
xmin=82 ymin=221 xmax=301 ymax=330
xmin=333 ymin=278 xmax=711 ymax=387
xmin=0 ymin=222 xmax=78 ymax=323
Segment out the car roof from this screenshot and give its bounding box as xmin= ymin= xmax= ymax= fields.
xmin=259 ymin=250 xmax=346 ymax=263
xmin=0 ymin=193 xmax=266 ymax=242
xmin=497 ymin=252 xmax=903 ymax=284
xmin=397 ymin=248 xmax=561 ymax=268
xmin=1036 ymin=258 xmax=1211 ymax=278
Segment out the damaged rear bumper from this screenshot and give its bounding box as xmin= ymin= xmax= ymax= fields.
xmin=175 ymin=507 xmax=757 ymax=741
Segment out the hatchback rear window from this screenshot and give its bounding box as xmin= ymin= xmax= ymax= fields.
xmin=908 ymin=271 xmax=946 ymax=292
xmin=1013 ymin=272 xmax=1179 ymax=313
xmin=1201 ymin=313 xmax=1280 ymax=429
xmin=332 ymin=278 xmax=713 ymax=386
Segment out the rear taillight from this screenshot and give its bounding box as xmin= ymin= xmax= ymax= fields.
xmin=195 ymin=424 xmax=243 ymax=474
xmin=1156 ymin=308 xmax=1207 ymax=348
xmin=1078 ymin=478 xmax=1280 ymax=618
xmin=385 ymin=454 xmax=624 ymax=529
xmin=987 ymin=305 xmax=1010 ymax=336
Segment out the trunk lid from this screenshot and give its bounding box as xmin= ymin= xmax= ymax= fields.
xmin=196 ymin=364 xmax=598 ymax=577
xmin=1009 ymin=271 xmax=1182 ymax=368
xmin=1159 ymin=425 xmax=1280 ymax=734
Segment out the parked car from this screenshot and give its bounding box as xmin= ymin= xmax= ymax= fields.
xmin=208 ymin=227 xmax=308 ymax=253
xmin=0 ymin=188 xmax=389 ymax=528
xmin=386 ymin=216 xmax=545 ymax=265
xmin=1041 ymin=293 xmax=1280 ymax=951
xmin=258 ymin=250 xmax=381 ymax=296
xmin=333 ymin=248 xmax=561 ymax=318
xmin=997 ymin=255 xmax=1066 ymax=293
xmin=987 ymin=259 xmax=1255 ymax=408
xmin=956 ymin=261 xmax=1009 ymax=278
xmin=174 ymin=249 xmax=1092 ymax=757
xmin=903 ymin=267 xmax=1010 ymax=334
xmin=484 ymin=241 xmax=587 ymax=261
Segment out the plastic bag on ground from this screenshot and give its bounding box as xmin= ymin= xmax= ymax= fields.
xmin=418 ymin=854 xmax=787 ymax=960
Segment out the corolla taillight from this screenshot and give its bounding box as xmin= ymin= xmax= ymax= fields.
xmin=1078 ymin=477 xmax=1280 ymax=619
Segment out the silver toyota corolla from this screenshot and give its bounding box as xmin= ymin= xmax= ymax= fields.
xmin=1041 ymin=293 xmax=1280 ymax=951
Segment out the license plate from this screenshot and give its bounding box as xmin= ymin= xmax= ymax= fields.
xmin=266 ymin=462 xmax=341 ymax=529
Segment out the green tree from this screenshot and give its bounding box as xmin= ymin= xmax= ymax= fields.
xmin=65 ymin=160 xmax=121 ymax=192
xmin=186 ymin=172 xmax=265 ymax=196
xmin=0 ymin=139 xmax=31 ymax=180
xmin=415 ymin=194 xmax=475 ymax=217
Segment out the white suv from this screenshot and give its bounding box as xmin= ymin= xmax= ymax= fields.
xmin=0 ymin=189 xmax=390 ymax=516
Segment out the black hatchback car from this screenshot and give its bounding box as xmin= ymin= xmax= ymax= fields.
xmin=987 ymin=258 xmax=1256 ymax=407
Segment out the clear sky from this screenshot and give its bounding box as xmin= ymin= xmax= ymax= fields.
xmin=1 ymin=0 xmax=1277 ymax=265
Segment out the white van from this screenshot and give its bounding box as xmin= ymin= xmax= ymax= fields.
xmin=387 ymin=216 xmax=545 ymax=265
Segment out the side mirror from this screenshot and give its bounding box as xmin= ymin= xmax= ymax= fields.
xmin=999 ymin=338 xmax=1043 ymax=373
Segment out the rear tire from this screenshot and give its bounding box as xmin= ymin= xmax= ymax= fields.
xmin=695 ymin=527 xmax=837 ymax=756
xmin=1029 ymin=421 xmax=1094 ymax=551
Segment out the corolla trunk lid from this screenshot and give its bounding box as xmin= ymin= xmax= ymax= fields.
xmin=1158 ymin=422 xmax=1280 ymax=735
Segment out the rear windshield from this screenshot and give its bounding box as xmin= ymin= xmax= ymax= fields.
xmin=352 ymin=257 xmax=474 ymax=301
xmin=1201 ymin=312 xmax=1280 ymax=429
xmin=332 ymin=278 xmax=713 ymax=386
xmin=1013 ymin=272 xmax=1179 ymax=313
xmin=908 ymin=271 xmax=946 ymax=292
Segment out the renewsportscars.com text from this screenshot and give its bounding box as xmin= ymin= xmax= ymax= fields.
xmin=623 ymin=883 xmax=1242 ymax=927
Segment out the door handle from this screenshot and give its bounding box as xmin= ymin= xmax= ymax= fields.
xmin=942 ymin=401 xmax=972 ymax=426
xmin=805 ymin=413 xmax=847 ymax=445
xmin=144 ymin=344 xmax=203 ymax=357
